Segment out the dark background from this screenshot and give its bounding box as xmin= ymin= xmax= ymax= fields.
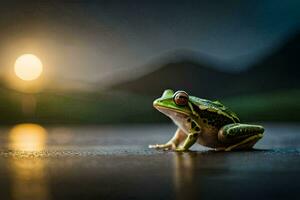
xmin=1 ymin=2 xmax=300 ymax=200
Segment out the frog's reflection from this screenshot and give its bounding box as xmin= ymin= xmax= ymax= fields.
xmin=8 ymin=123 xmax=51 ymax=200
xmin=173 ymin=153 xmax=198 ymax=200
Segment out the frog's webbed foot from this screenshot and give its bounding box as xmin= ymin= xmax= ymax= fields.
xmin=149 ymin=128 xmax=186 ymax=151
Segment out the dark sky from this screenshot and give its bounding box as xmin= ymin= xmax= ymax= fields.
xmin=0 ymin=0 xmax=299 ymax=82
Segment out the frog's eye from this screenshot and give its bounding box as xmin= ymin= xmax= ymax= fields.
xmin=173 ymin=91 xmax=189 ymax=106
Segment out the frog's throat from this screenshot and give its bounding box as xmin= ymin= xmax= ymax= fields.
xmin=154 ymin=105 xmax=191 ymax=116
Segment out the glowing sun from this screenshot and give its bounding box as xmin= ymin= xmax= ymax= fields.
xmin=14 ymin=54 xmax=43 ymax=81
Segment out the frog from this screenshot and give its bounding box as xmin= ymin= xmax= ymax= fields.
xmin=149 ymin=89 xmax=264 ymax=151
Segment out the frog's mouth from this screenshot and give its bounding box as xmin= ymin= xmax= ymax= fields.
xmin=154 ymin=105 xmax=191 ymax=117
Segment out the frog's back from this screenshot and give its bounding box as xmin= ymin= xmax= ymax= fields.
xmin=189 ymin=96 xmax=240 ymax=128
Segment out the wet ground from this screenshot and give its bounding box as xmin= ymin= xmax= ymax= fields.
xmin=0 ymin=123 xmax=299 ymax=200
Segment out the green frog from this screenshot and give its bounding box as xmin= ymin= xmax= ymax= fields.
xmin=149 ymin=89 xmax=264 ymax=151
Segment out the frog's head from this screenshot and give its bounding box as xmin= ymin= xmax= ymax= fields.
xmin=153 ymin=89 xmax=192 ymax=118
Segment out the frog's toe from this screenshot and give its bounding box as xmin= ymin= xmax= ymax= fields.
xmin=175 ymin=147 xmax=187 ymax=152
xmin=148 ymin=144 xmax=156 ymax=148
xmin=148 ymin=144 xmax=161 ymax=149
xmin=148 ymin=143 xmax=176 ymax=150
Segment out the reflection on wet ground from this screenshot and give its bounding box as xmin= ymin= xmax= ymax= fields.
xmin=0 ymin=123 xmax=299 ymax=200
xmin=7 ymin=124 xmax=49 ymax=200
xmin=9 ymin=124 xmax=47 ymax=151
xmin=173 ymin=153 xmax=199 ymax=200
xmin=9 ymin=158 xmax=50 ymax=200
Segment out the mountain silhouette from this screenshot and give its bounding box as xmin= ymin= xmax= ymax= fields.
xmin=111 ymin=32 xmax=300 ymax=98
xmin=111 ymin=59 xmax=235 ymax=98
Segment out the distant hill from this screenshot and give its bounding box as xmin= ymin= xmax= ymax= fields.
xmin=111 ymin=59 xmax=235 ymax=98
xmin=111 ymin=32 xmax=300 ymax=99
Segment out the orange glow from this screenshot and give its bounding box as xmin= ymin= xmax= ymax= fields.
xmin=9 ymin=123 xmax=47 ymax=151
xmin=8 ymin=124 xmax=50 ymax=200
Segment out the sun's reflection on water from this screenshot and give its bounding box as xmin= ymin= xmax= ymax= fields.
xmin=8 ymin=123 xmax=50 ymax=200
xmin=9 ymin=123 xmax=47 ymax=152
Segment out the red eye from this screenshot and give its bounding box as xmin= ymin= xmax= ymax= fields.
xmin=173 ymin=91 xmax=189 ymax=106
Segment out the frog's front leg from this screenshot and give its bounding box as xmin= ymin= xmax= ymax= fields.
xmin=218 ymin=123 xmax=264 ymax=151
xmin=175 ymin=120 xmax=201 ymax=152
xmin=149 ymin=128 xmax=186 ymax=150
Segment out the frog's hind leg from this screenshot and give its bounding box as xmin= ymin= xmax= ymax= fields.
xmin=149 ymin=128 xmax=186 ymax=150
xmin=218 ymin=123 xmax=264 ymax=151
